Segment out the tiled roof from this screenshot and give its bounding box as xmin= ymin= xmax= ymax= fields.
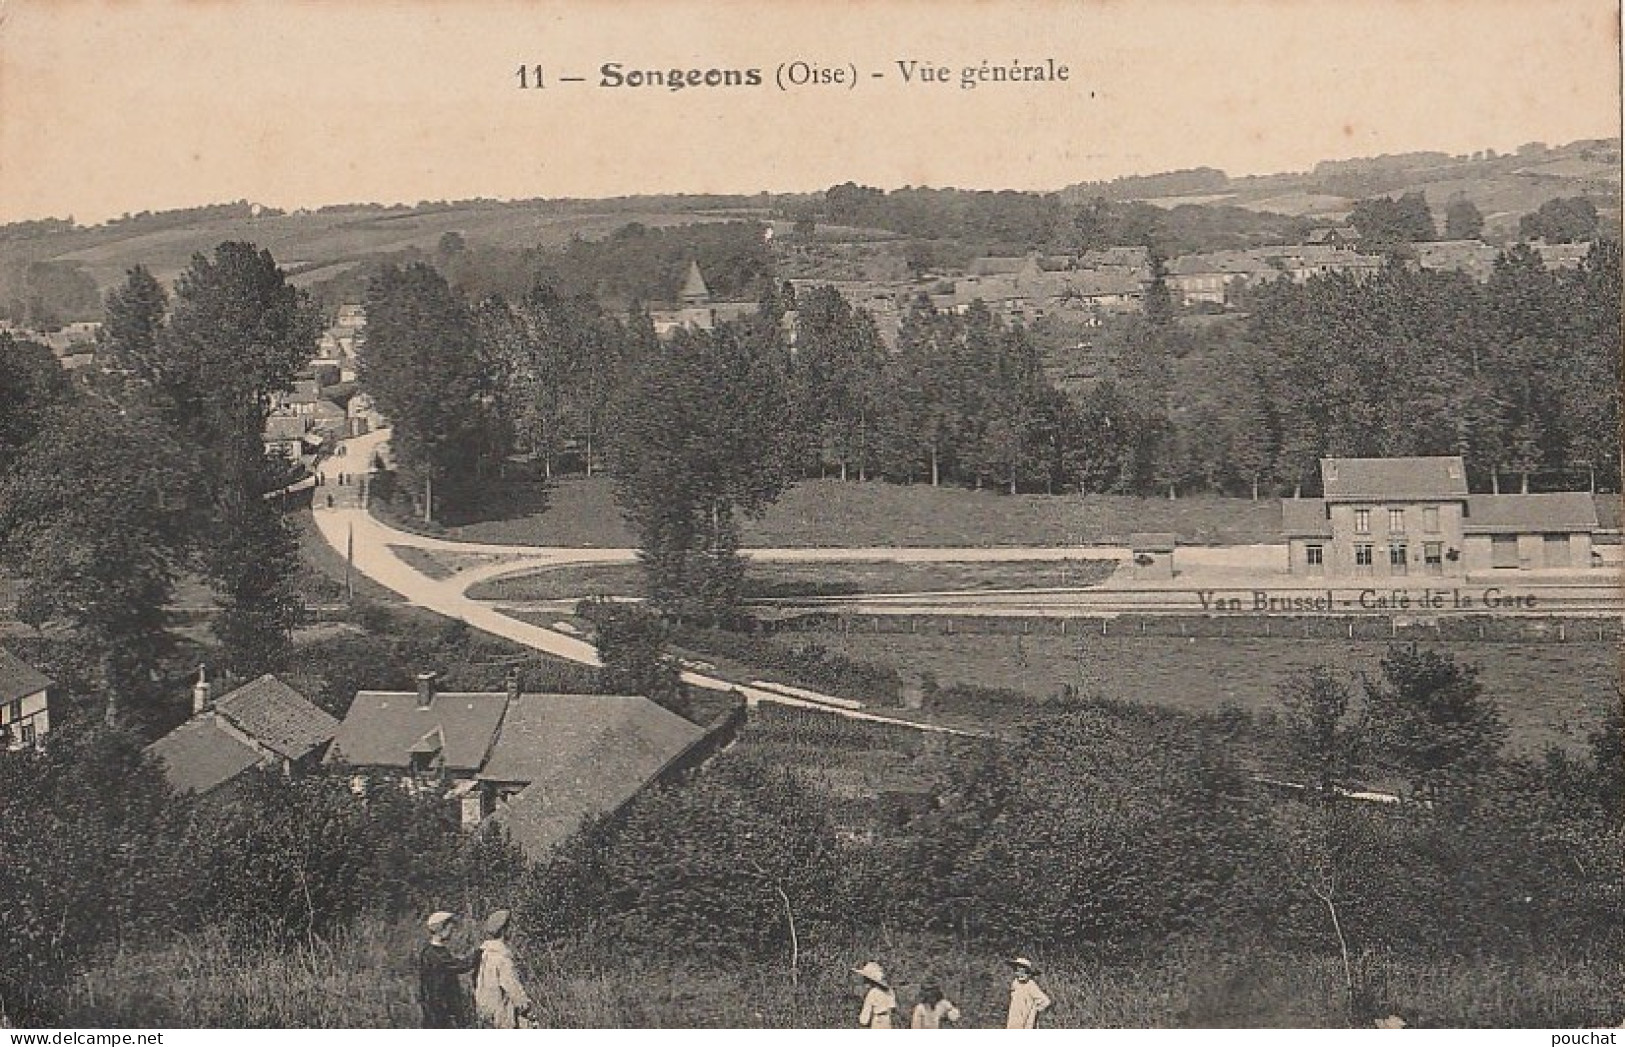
xmin=146 ymin=717 xmax=265 ymax=795
xmin=327 ymin=691 xmax=509 ymax=773
xmin=481 ymin=694 xmax=705 ymax=859
xmin=1128 ymin=533 xmax=1179 ymax=551
xmin=0 ymin=648 xmax=53 ymax=705
xmin=1281 ymin=498 xmax=1333 ymax=537
xmin=1321 ymin=457 xmax=1469 ymax=501
xmin=1464 ymin=493 xmax=1600 ymax=534
xmin=264 ymin=416 xmax=310 ymax=442
xmin=215 ymin=674 xmax=338 ymax=762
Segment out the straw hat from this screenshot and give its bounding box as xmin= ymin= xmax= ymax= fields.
xmin=425 ymin=911 xmax=455 ymax=932
xmin=851 ymin=961 xmax=890 ymax=988
xmin=1008 ymin=956 xmax=1041 ymax=975
xmin=483 ymin=909 xmax=512 ymax=936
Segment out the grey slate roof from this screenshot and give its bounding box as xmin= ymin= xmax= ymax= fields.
xmin=1464 ymin=493 xmax=1600 ymax=534
xmin=327 ymin=691 xmax=509 ymax=773
xmin=482 ymin=693 xmax=705 ymax=859
xmin=1320 ymin=457 xmax=1469 ymax=501
xmin=146 ymin=717 xmax=264 ymax=795
xmin=0 ymin=648 xmax=53 ymax=705
xmin=214 ymin=674 xmax=338 ymax=762
xmin=1281 ymin=499 xmax=1333 ymax=537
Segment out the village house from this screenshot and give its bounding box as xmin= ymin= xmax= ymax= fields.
xmin=1283 ymin=456 xmax=1600 ymax=578
xmin=145 ymin=671 xmax=339 ymax=796
xmin=478 ymin=692 xmax=706 ymax=861
xmin=1166 ymin=251 xmax=1278 ymax=307
xmin=0 ymin=648 xmax=54 ymax=751
xmin=1411 ymin=240 xmax=1502 ymax=281
xmin=649 ymin=262 xmax=756 ymax=337
xmin=325 ymin=672 xmax=713 ymax=860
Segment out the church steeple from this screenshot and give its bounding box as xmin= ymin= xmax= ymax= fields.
xmin=680 ymin=261 xmax=711 ymax=305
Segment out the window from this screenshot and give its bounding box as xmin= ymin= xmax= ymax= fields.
xmin=1355 ymin=544 xmax=1374 ymax=568
xmin=4 ymin=700 xmax=18 ymax=723
xmin=1389 ymin=542 xmax=1408 ymax=573
xmin=1424 ymin=542 xmax=1443 ymax=574
xmin=1423 ymin=506 xmax=1440 ymax=533
xmin=1354 ymin=508 xmax=1370 ymax=533
xmin=1305 ymin=545 xmax=1324 ymax=567
xmin=1389 ymin=508 xmax=1405 ymax=533
xmin=19 ymin=723 xmax=34 ymax=747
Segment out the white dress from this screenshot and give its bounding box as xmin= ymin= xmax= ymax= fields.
xmin=474 ymin=938 xmax=533 ymax=1029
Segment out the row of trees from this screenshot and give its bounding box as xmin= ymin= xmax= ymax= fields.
xmin=0 ymin=243 xmax=316 ymax=722
xmin=362 ymin=238 xmax=1617 ymax=620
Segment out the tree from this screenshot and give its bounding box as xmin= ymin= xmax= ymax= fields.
xmin=1362 ymin=645 xmax=1508 ymax=800
xmin=360 ymin=262 xmax=505 ymax=522
xmin=1348 ymin=192 xmax=1435 ymax=247
xmin=580 ymin=598 xmax=689 ymax=719
xmin=159 ymin=243 xmax=317 ymax=674
xmin=607 ymin=324 xmax=793 ymax=622
xmin=0 ymin=404 xmax=200 ymax=724
xmin=0 ymin=333 xmax=71 ymax=472
xmin=1444 ymin=198 xmax=1485 ymax=240
xmin=1519 ymin=196 xmax=1600 ymax=243
xmin=97 ymin=265 xmax=169 ymax=386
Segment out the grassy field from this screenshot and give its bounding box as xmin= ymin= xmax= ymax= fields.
xmin=60 ymin=914 xmax=1621 ymax=1028
xmin=469 ymin=559 xmax=1119 ymax=603
xmin=802 ymin=630 xmax=1618 ymax=755
xmin=433 ymin=475 xmax=1287 ymax=549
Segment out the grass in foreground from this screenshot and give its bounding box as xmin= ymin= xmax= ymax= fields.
xmin=60 ymin=915 xmax=1621 ymax=1028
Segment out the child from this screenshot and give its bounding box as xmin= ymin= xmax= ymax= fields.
xmin=910 ymin=982 xmax=962 ymax=1028
xmin=1005 ymin=956 xmax=1053 ymax=1029
xmin=852 ymin=961 xmax=897 ymax=1029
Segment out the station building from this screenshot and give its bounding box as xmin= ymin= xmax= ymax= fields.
xmin=1283 ymin=456 xmax=1599 ymax=578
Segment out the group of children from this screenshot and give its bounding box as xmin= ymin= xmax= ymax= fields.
xmin=417 ymin=909 xmax=534 ymax=1029
xmin=852 ymin=956 xmax=1054 ymax=1029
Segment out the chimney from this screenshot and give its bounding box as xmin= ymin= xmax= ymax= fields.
xmin=416 ymin=671 xmax=438 ymax=709
xmin=192 ymin=664 xmax=212 ymax=715
xmin=504 ymin=669 xmax=522 ymax=702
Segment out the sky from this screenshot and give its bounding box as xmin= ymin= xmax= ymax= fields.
xmin=0 ymin=0 xmax=1619 ymax=224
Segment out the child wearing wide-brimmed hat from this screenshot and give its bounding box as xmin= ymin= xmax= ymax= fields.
xmin=1004 ymin=956 xmax=1052 ymax=1029
xmin=852 ymin=961 xmax=898 ymax=1029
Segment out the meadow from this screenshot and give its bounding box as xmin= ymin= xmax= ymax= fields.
xmin=421 ymin=475 xmax=1288 ymax=549
xmin=469 ymin=558 xmax=1119 ymax=603
xmin=802 ymin=630 xmax=1619 ymax=755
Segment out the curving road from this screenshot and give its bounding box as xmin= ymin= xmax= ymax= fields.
xmin=310 ymin=430 xmax=988 ymax=734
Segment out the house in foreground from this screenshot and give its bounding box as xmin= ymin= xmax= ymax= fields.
xmin=146 ymin=672 xmax=339 ymax=797
xmin=326 ymin=672 xmax=712 ymax=860
xmin=0 ymin=648 xmax=54 ymax=751
xmin=1283 ymin=456 xmax=1600 ymax=578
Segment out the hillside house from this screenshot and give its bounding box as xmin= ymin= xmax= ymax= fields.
xmin=325 ymin=673 xmax=713 ymax=858
xmin=479 ymin=693 xmax=706 ymax=860
xmin=146 ymin=672 xmax=338 ymax=796
xmin=1412 ymin=240 xmax=1501 ymax=281
xmin=0 ymin=648 xmax=54 ymax=750
xmin=1167 ymin=251 xmax=1277 ymax=306
xmin=1283 ymin=456 xmax=1600 ymax=578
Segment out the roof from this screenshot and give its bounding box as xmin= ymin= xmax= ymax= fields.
xmin=1128 ymin=532 xmax=1178 ymax=551
xmin=481 ymin=694 xmax=705 ymax=859
xmin=1320 ymin=457 xmax=1469 ymax=501
xmin=326 ymin=691 xmax=509 ymax=773
xmin=214 ymin=674 xmax=338 ymax=762
xmin=264 ymin=416 xmax=310 ymax=442
xmin=145 ymin=717 xmax=265 ymax=795
xmin=681 ymin=261 xmax=710 ymax=302
xmin=0 ymin=648 xmax=53 ymax=705
xmin=1281 ymin=499 xmax=1333 ymax=537
xmin=1464 ymin=493 xmax=1600 ymax=534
